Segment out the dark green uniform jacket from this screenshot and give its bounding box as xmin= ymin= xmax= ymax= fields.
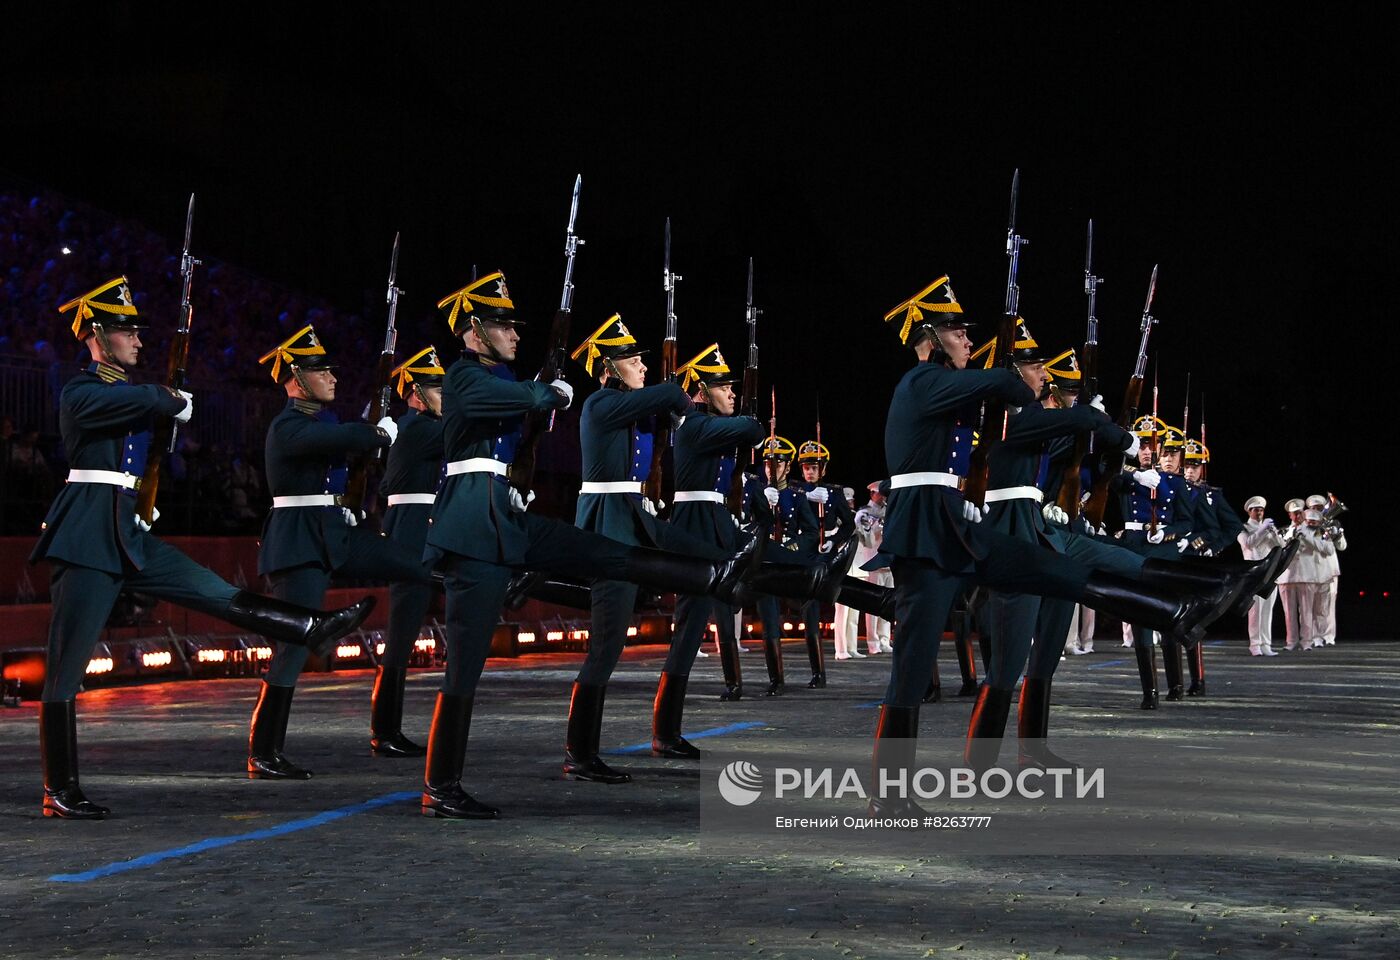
xmin=258 ymin=399 xmax=389 ymax=576
xmin=880 ymin=361 xmax=1035 ymax=571
xmin=574 ymin=382 xmax=690 ymax=547
xmin=670 ymin=408 xmax=765 ymax=551
xmin=424 ymin=352 xmax=565 ymax=565
xmin=31 ymin=361 xmax=187 ymax=572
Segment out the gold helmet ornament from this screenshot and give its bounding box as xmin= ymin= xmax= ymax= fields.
xmin=258 ymin=325 xmax=334 ymax=383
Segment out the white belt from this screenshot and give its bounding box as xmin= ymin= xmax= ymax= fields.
xmin=446 ymin=457 xmax=508 ymax=477
xmin=673 ymin=490 xmax=725 ymax=504
xmin=1124 ymin=521 xmax=1149 ymax=531
xmin=889 ymin=472 xmax=961 ymax=491
xmin=984 ymin=485 xmax=1044 ymax=504
xmin=580 ymin=481 xmax=644 ymax=495
xmin=66 ymin=469 xmax=139 ymax=489
xmin=272 ymin=494 xmax=342 ymax=508
xmin=386 ymin=493 xmax=436 ymax=507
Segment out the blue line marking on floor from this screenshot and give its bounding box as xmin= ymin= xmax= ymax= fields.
xmin=1086 ymin=659 xmax=1128 ymax=669
xmin=48 ymin=790 xmax=420 ymax=884
xmin=854 ymin=700 xmax=884 ymax=709
xmin=607 ymin=720 xmax=767 ymax=755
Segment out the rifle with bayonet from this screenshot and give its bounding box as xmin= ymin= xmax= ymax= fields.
xmin=1082 ymin=264 xmax=1159 ymax=528
xmin=767 ymin=386 xmax=782 ymax=542
xmin=343 ymin=233 xmax=402 ymax=512
xmin=1055 ymin=219 xmax=1102 ymax=519
xmin=814 ymin=396 xmax=827 ymax=550
xmin=727 ymin=257 xmax=761 ymax=518
xmin=643 ymin=217 xmax=681 ymax=507
xmin=137 ymin=193 xmax=200 ymax=525
xmin=512 ymin=174 xmax=584 ymax=496
xmin=964 ymin=169 xmax=1027 ymax=509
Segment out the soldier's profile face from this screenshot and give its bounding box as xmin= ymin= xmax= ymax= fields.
xmin=482 ymin=321 xmax=519 ymax=361
xmin=419 ymin=385 xmax=443 ymax=415
xmin=1016 ymin=360 xmax=1048 ymax=395
xmin=941 ymin=328 xmax=972 ymax=369
xmin=304 ymin=369 xmax=336 ymax=402
xmin=706 ymin=383 xmax=735 ymax=415
xmin=103 ymin=328 xmax=142 ymax=366
xmin=613 ymin=355 xmax=647 ymax=389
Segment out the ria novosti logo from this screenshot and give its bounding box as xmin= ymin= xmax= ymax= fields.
xmin=717 ymin=761 xmax=765 ymax=806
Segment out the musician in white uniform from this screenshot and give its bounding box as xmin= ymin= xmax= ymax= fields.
xmin=1238 ymin=495 xmax=1283 ymax=656
xmin=1306 ymin=494 xmax=1346 ymax=645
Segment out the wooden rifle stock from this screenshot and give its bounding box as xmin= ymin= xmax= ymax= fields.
xmin=1081 ymin=375 xmax=1142 ymax=527
xmin=135 ymin=327 xmax=190 ymax=523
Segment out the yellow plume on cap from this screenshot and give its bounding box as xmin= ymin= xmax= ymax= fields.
xmin=258 ymin=325 xmax=326 ymax=382
xmin=437 ymin=271 xmax=515 ymax=334
xmin=676 ymin=343 xmax=730 ymax=391
xmin=570 ymin=313 xmax=637 ymax=377
xmin=390 ymin=345 xmax=446 ymax=398
xmin=58 ymin=276 xmax=138 ymax=339
xmin=883 ymin=275 xmax=963 ymax=345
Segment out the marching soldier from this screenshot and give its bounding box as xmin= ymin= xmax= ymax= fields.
xmin=564 ymin=315 xmax=740 ymax=780
xmin=794 ymin=439 xmax=856 ymax=686
xmin=372 ymin=346 xmax=450 ymax=757
xmin=1179 ymin=437 xmax=1245 ymax=692
xmin=34 ymin=278 xmax=373 ymax=818
xmin=248 ymin=325 xmax=437 ymax=780
xmin=746 ymin=436 xmax=819 ymax=695
xmin=665 ymin=343 xmax=764 ymax=704
xmin=869 ymin=277 xmax=1233 ymax=813
xmin=1239 ymin=495 xmax=1283 ymax=655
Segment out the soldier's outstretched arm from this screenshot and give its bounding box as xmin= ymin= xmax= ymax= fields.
xmin=280 ymin=416 xmax=389 ymax=456
xmin=915 ymin=366 xmax=1035 ymax=416
xmin=589 ymin=383 xmax=690 ymax=429
xmin=68 ymin=381 xmax=186 ymax=430
xmin=687 ymin=414 xmax=765 ymax=454
xmin=1005 ymin=404 xmax=1107 ymax=445
xmin=454 ymin=364 xmax=565 ymax=416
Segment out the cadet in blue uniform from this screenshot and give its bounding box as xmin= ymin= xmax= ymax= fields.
xmin=372 ymin=346 xmax=449 ymax=757
xmin=248 ymin=325 xmax=436 ymax=780
xmin=33 ymin=278 xmax=373 ymax=819
xmin=795 ymin=440 xmax=856 ymax=688
xmin=418 ymin=273 xmax=773 ymax=819
xmin=657 ymin=344 xmax=763 ymax=727
xmin=747 ymin=437 xmax=820 ymax=696
xmin=564 ymin=314 xmax=741 ymax=782
xmin=1180 ymin=437 xmax=1245 ymax=695
xmin=868 ymin=276 xmax=1231 ymax=814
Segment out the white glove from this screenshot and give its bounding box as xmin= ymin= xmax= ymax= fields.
xmin=1088 ymin=394 xmax=1107 ymax=414
xmin=342 ymin=507 xmax=359 ymax=527
xmin=1201 ymin=547 xmax=1215 ymax=557
xmin=642 ymin=497 xmax=664 ymax=517
xmin=1147 ymin=527 xmax=1166 ymax=544
xmin=550 ymin=379 xmax=574 ymax=409
xmin=961 ymin=499 xmax=985 ymax=524
xmin=509 ymin=487 xmax=536 ymax=512
xmin=1262 ymin=518 xmax=1275 ymax=527
xmin=806 ymin=487 xmax=829 ymax=505
xmin=1124 ymin=435 xmax=1141 ymax=459
xmin=1096 ymin=523 xmax=1109 ymax=537
xmin=1176 ymin=538 xmax=1191 ymax=554
xmin=376 ymin=417 xmax=399 ymax=444
xmin=174 ymin=390 xmax=193 ymax=424
xmin=1042 ymin=503 xmax=1069 ymax=525
xmin=136 ymin=506 xmax=161 ymax=532
xmin=763 ymin=486 xmax=781 ymax=507
xmin=818 ymin=540 xmax=833 ymax=554
xmin=1131 ymin=469 xmax=1161 ymax=490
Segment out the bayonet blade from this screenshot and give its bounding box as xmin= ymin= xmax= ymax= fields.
xmin=1085 ymin=219 xmax=1093 ymax=277
xmin=182 ymin=193 xmax=195 ymax=256
xmin=566 ymin=174 xmax=582 ymax=235
xmin=1143 ymin=263 xmax=1159 ymax=315
xmin=664 ymin=217 xmax=672 ymax=278
xmin=1007 ymin=168 xmax=1020 ymax=237
xmin=746 ymin=257 xmax=754 ymax=310
xmin=387 ymin=232 xmax=400 ymax=292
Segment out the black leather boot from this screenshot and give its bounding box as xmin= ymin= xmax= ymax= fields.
xmin=563 ymin=682 xmax=631 ymax=783
xmin=1017 ymin=677 xmax=1076 ymax=769
xmin=922 ymin=658 xmax=942 ymax=703
xmin=963 ymin=684 xmax=1013 ymax=774
xmin=651 ymin=671 xmax=700 ymax=758
xmin=422 ymin=692 xmax=499 ymax=819
xmin=1134 ymin=641 xmax=1159 ymax=709
xmin=868 ymin=704 xmax=928 ymax=817
xmin=1162 ymin=636 xmax=1185 ymax=701
xmin=1141 ymin=557 xmax=1260 ymax=622
xmin=247 ymin=682 xmax=312 ymax=779
xmin=1186 ymin=642 xmax=1205 ymax=696
xmin=622 ymin=536 xmax=761 ymax=605
xmin=804 ymin=606 xmax=827 ymax=688
xmin=954 ymin=633 xmax=979 ymax=696
xmin=40 ymin=700 xmax=109 ymax=819
xmin=370 ymin=666 xmax=425 ymax=757
xmin=741 ymin=537 xmax=859 ymax=606
xmin=718 ymin=631 xmax=743 ymax=701
xmin=834 ymin=573 xmax=897 ymax=621
xmin=226 ymin=590 xmax=376 ymax=656
xmin=1080 ymin=572 xmax=1217 ymax=641
xmin=761 ymin=623 xmax=785 ymax=696
xmin=504 ymin=572 xmax=593 ymax=611
xmin=1256 ymin=539 xmax=1299 ymax=596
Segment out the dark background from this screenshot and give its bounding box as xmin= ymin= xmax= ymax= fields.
xmin=2 ymin=6 xmax=1388 ymax=593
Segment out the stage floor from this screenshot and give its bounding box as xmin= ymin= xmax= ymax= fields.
xmin=3 ymin=638 xmax=1397 ymax=959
